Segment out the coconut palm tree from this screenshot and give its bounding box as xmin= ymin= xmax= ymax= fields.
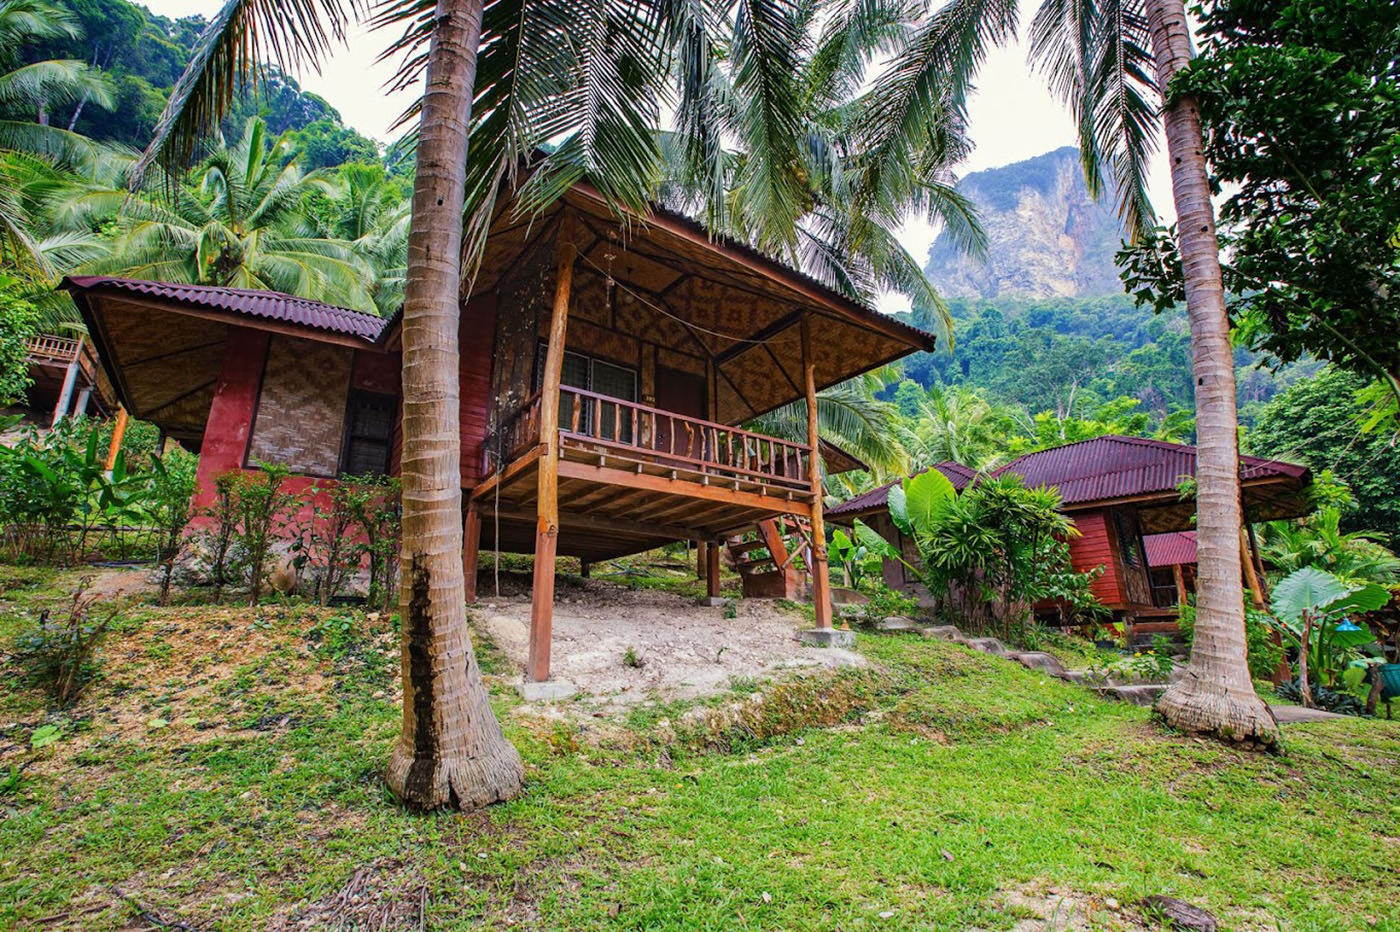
xmin=136 ymin=0 xmax=997 ymax=806
xmin=902 ymin=383 xmax=1028 ymax=472
xmin=57 ymin=118 xmax=379 ymax=311
xmin=854 ymin=0 xmax=1278 ymax=747
xmin=313 ymin=162 xmax=411 ymax=315
xmin=0 ymin=0 xmax=110 ymax=278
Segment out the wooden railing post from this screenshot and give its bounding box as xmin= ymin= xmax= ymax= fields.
xmin=105 ymin=405 xmax=130 ymax=471
xmin=801 ymin=314 xmax=833 ymax=629
xmin=463 ymin=502 xmax=481 ymax=604
xmin=528 ymin=212 xmax=575 ymax=683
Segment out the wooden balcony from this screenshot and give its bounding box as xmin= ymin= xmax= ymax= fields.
xmin=26 ymin=335 xmax=83 ymax=364
xmin=472 ymin=386 xmax=818 ymax=562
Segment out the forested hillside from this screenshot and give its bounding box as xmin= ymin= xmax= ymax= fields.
xmin=898 ymin=149 xmax=1307 ymax=436
xmin=15 ymin=0 xmax=387 ymax=168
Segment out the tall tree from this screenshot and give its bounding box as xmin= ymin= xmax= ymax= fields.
xmin=135 ymin=0 xmax=915 ymax=807
xmin=858 ymin=0 xmax=1278 ymax=745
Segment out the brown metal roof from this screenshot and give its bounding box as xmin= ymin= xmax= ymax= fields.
xmin=1145 ymin=531 xmax=1197 ymax=567
xmin=60 ymin=276 xmax=388 ymax=343
xmin=827 ymin=462 xmax=978 ymax=520
xmin=993 ymin=435 xmax=1309 ymax=507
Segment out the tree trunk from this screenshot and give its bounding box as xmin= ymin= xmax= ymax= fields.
xmin=1146 ymin=0 xmax=1279 ymax=749
xmin=385 ymin=0 xmax=524 ymax=809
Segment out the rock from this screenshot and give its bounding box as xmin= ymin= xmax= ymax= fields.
xmin=1140 ymin=895 xmax=1218 ymax=932
xmin=830 ymin=587 xmax=870 ymax=606
xmin=877 ymin=616 xmax=921 ymax=632
xmin=921 ymin=625 xmax=966 ymax=642
xmin=1010 ymin=651 xmax=1069 ymax=677
xmin=1097 ymin=684 xmax=1166 ymax=707
xmin=965 ymin=637 xmax=1009 ymax=656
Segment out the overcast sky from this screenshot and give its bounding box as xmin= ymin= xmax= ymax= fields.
xmin=140 ymin=0 xmax=1174 ymax=307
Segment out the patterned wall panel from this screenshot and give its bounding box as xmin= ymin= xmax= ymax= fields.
xmin=248 ymin=336 xmax=354 ymax=476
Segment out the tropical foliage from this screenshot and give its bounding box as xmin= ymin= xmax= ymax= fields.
xmin=1268 ymin=566 xmax=1390 ymax=707
xmin=857 ymin=468 xmax=1102 ymax=643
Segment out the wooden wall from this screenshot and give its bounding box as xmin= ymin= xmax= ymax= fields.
xmin=460 ymin=294 xmax=497 ymax=488
xmin=248 ymin=335 xmax=354 ymax=477
xmin=1068 ymin=510 xmax=1125 ymax=606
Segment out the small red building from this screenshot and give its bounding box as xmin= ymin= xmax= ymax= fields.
xmin=828 ymin=435 xmax=1311 ymax=626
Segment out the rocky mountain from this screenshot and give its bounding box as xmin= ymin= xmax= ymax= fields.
xmin=924 ymin=147 xmax=1127 ymax=300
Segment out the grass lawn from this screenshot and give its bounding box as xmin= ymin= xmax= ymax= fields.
xmin=1 ymin=564 xmax=1397 ymax=931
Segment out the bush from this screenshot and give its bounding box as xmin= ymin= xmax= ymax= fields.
xmin=1177 ymin=599 xmax=1283 ymax=682
xmin=13 ymin=578 xmax=116 ymax=706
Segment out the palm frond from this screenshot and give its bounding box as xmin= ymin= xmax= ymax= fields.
xmin=134 ymin=0 xmax=357 ymax=181
xmin=1028 ymin=0 xmax=1157 ymax=239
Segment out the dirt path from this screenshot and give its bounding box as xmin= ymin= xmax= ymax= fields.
xmin=474 ymin=580 xmax=862 ymax=704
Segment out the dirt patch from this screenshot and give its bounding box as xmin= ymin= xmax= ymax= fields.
xmin=993 ymin=882 xmax=1150 ymax=932
xmin=474 ymin=579 xmax=862 ymax=705
xmin=83 ymin=566 xmax=159 ymax=602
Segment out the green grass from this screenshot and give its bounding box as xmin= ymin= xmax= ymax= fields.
xmin=1 ymin=565 xmax=1398 ymax=930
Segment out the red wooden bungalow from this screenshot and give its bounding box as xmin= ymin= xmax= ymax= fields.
xmin=61 ymin=178 xmax=937 ymax=683
xmin=828 ymin=435 xmax=1310 ymax=630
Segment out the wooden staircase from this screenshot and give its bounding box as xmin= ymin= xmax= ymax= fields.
xmin=725 ymin=516 xmax=812 ymax=600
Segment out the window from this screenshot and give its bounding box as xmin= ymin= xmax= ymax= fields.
xmin=341 ymin=390 xmax=396 ymax=476
xmin=1113 ymin=509 xmax=1143 ymax=567
xmin=535 ymin=343 xmax=637 ymax=441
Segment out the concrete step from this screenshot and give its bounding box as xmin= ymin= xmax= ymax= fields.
xmin=1095 ymin=684 xmax=1166 ymax=706
xmin=965 ymin=637 xmax=1010 ymax=657
xmin=1008 ymin=651 xmax=1069 ymax=677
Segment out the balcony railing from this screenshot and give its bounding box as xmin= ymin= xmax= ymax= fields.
xmin=25 ymin=335 xmax=82 ymax=363
xmin=485 ymin=387 xmax=814 ymax=495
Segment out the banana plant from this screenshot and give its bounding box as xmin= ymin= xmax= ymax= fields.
xmin=1270 ymin=566 xmax=1390 ymax=707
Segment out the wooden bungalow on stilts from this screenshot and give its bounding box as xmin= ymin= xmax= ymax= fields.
xmin=62 ymin=176 xmax=938 ymax=685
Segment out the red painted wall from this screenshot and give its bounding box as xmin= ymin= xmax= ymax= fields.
xmin=459 ymin=293 xmax=497 ymax=488
xmin=190 ymin=327 xmax=268 ymax=514
xmin=1067 ymin=510 xmax=1126 ymax=607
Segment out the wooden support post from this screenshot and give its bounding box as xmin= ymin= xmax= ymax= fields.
xmin=105 ymin=405 xmax=129 ymax=471
xmin=800 ymin=314 xmax=833 ymax=629
xmin=1172 ymin=563 xmax=1188 ymax=607
xmin=51 ymin=338 xmax=82 ymax=426
xmin=528 ymin=212 xmax=575 ymax=682
xmin=1245 ymin=522 xmax=1270 ymax=603
xmin=580 ymin=561 xmax=591 ymax=578
xmin=462 ymin=503 xmax=481 ymax=605
xmin=1239 ymin=526 xmax=1267 ymax=610
xmin=705 ymin=540 xmax=721 ymax=600
xmin=695 ymin=539 xmax=707 ymax=579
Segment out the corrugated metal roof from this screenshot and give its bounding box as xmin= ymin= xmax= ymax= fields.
xmin=1145 ymin=531 xmax=1196 ymax=567
xmin=60 ymin=276 xmax=388 ymax=342
xmin=827 ymin=462 xmax=977 ymax=518
xmin=993 ymin=435 xmax=1308 ymax=507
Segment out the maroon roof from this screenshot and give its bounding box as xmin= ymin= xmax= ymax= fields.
xmin=993 ymin=435 xmax=1308 ymax=508
xmin=1145 ymin=530 xmax=1196 ymax=567
xmin=827 ymin=462 xmax=977 ymax=519
xmin=60 ymin=276 xmax=388 ymax=342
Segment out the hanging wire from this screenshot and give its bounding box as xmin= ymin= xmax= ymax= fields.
xmin=575 ymin=249 xmax=804 ymax=349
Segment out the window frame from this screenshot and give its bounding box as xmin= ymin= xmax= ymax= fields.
xmin=338 ymin=388 xmax=397 ymax=477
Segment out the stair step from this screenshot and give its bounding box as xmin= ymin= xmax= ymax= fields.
xmin=728 ymin=539 xmax=770 ymax=556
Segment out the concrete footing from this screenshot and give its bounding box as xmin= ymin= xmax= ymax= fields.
xmin=697 ymin=596 xmax=728 ymax=608
xmin=799 ymin=627 xmax=856 ymax=648
xmin=516 ymin=679 xmax=578 ymax=702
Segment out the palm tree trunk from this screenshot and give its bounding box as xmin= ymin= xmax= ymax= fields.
xmin=1145 ymin=0 xmax=1278 ymax=748
xmin=385 ymin=0 xmax=525 ymax=808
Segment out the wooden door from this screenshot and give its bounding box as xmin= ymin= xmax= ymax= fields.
xmin=653 ymin=366 xmax=706 ymax=459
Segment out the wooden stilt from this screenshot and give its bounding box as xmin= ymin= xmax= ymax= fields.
xmin=462 ymin=503 xmax=481 ymax=605
xmin=105 ymin=405 xmax=129 ymax=471
xmin=527 ymin=212 xmax=575 ymax=683
xmin=1172 ymin=563 xmax=1188 ymax=607
xmin=696 ymin=539 xmax=707 ymax=580
xmin=580 ymin=561 xmax=591 ymax=578
xmin=800 ymin=314 xmax=833 ymax=629
xmin=1239 ymin=526 xmax=1266 ymax=610
xmin=705 ymin=541 xmax=721 ymax=599
xmin=51 ymin=340 xmax=81 ymax=426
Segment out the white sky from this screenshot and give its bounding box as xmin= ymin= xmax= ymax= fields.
xmin=140 ymin=0 xmax=1175 ymax=310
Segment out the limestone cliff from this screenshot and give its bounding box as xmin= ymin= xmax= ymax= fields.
xmin=925 ymin=147 xmax=1126 ymax=300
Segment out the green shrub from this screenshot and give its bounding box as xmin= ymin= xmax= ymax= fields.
xmin=13 ymin=577 xmax=117 ymax=706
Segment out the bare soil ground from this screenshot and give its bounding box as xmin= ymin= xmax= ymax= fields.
xmin=473 ymin=576 xmax=863 ymax=704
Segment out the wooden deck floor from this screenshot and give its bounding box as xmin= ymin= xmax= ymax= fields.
xmin=469 ymin=439 xmax=818 ymax=562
